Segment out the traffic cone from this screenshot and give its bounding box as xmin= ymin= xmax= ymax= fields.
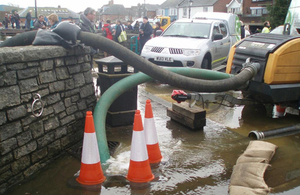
xmin=144 ymin=100 xmax=162 ymax=164
xmin=77 ymin=111 xmax=106 ymax=185
xmin=126 ymin=110 xmax=154 ymax=183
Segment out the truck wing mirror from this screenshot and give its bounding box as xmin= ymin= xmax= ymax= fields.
xmin=213 ymin=33 xmax=223 ymax=41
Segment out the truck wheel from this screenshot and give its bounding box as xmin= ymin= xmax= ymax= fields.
xmin=201 ymin=55 xmax=211 ymax=69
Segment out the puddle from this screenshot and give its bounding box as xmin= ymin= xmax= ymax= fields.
xmin=6 ymin=81 xmax=300 ymax=195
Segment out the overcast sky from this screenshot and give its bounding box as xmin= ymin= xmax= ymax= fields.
xmin=3 ymin=0 xmax=163 ymax=12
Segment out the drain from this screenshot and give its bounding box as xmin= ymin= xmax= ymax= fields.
xmin=67 ymin=141 xmax=120 ymax=160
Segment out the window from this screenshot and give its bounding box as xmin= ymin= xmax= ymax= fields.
xmin=213 ymin=24 xmax=220 ymax=35
xmin=162 ymin=19 xmax=168 ymax=26
xmin=203 ymin=7 xmax=208 ymax=12
xmin=183 ymin=8 xmax=187 ymax=18
xmin=250 ymin=7 xmax=267 ymax=16
xmin=163 ymin=22 xmax=211 ymax=39
xmin=219 ymin=23 xmax=227 ymax=37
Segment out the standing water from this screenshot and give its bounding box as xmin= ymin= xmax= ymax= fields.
xmin=5 ymin=80 xmax=300 ymax=194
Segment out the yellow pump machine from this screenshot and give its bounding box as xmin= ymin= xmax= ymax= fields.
xmin=226 ymin=33 xmax=300 ymax=108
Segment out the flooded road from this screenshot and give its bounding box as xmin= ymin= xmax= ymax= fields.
xmin=6 ymin=81 xmax=300 ymax=195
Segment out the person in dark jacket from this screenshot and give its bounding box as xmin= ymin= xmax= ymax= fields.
xmin=34 ymin=15 xmax=46 ymax=30
xmin=127 ymin=21 xmax=133 ymax=31
xmin=139 ymin=16 xmax=153 ymax=52
xmin=78 ymin=7 xmax=96 ymax=33
xmin=115 ymin=20 xmax=125 ymax=43
xmin=153 ymin=21 xmax=163 ymax=37
xmin=10 ymin=13 xmax=15 ymax=29
xmin=25 ymin=10 xmax=32 ymax=29
xmin=4 ymin=13 xmax=9 ymax=29
xmin=14 ymin=11 xmax=20 ymax=29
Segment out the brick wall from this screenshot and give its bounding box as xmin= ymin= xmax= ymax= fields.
xmin=214 ymin=0 xmax=232 ymax=13
xmin=0 ymin=45 xmax=97 ymax=194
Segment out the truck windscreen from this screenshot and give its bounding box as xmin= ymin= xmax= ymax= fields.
xmin=163 ymin=22 xmax=211 ymax=39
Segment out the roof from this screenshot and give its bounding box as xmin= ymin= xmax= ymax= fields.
xmin=0 ymin=5 xmax=23 ymax=12
xmin=144 ymin=4 xmax=160 ymax=11
xmin=178 ymin=0 xmax=219 ymax=7
xmin=160 ymin=0 xmax=182 ymax=9
xmin=227 ymin=0 xmax=242 ymax=7
xmin=19 ymin=7 xmax=79 ymax=19
xmin=101 ymin=4 xmax=127 ymax=15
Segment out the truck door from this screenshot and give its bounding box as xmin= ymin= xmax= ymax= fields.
xmin=211 ymin=23 xmax=223 ymax=66
xmin=219 ymin=23 xmax=231 ymax=62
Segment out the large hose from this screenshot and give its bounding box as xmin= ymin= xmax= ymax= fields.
xmin=0 ymin=31 xmax=37 ymax=47
xmin=94 ymin=67 xmax=232 ymax=163
xmin=249 ymin=124 xmax=300 ymax=140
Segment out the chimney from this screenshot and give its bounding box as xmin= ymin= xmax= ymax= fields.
xmin=109 ymin=0 xmax=114 ymax=5
xmin=58 ymin=5 xmax=61 ymax=8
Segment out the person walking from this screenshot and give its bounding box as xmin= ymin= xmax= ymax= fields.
xmin=14 ymin=11 xmax=20 ymax=29
xmin=115 ymin=20 xmax=125 ymax=43
xmin=4 ymin=13 xmax=9 ymax=29
xmin=25 ymin=10 xmax=32 ymax=29
xmin=139 ymin=16 xmax=153 ymax=52
xmin=153 ymin=21 xmax=163 ymax=37
xmin=262 ymin=21 xmax=271 ymax=33
xmin=78 ymin=7 xmax=96 ymax=33
xmin=48 ymin=13 xmax=59 ymax=29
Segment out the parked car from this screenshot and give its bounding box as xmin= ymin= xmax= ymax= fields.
xmin=141 ymin=12 xmax=241 ymax=69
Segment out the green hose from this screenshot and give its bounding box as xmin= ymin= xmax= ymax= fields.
xmin=95 ymin=67 xmax=232 ymax=163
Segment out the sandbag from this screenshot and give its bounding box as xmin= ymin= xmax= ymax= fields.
xmin=229 ymin=186 xmax=270 ymax=195
xmin=243 ymin=149 xmax=275 ymax=162
xmin=246 ymin=141 xmax=278 ymax=152
xmin=236 ymin=155 xmax=269 ymax=164
xmin=230 ymin=163 xmax=270 ymax=190
xmin=32 ymin=29 xmax=72 ymax=49
xmin=52 ymin=21 xmax=81 ymax=44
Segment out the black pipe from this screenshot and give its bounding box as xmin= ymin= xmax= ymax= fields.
xmin=77 ymin=31 xmax=260 ymax=92
xmin=249 ymin=124 xmax=300 ymax=140
xmin=1 ymin=30 xmax=260 ymax=92
xmin=0 ymin=31 xmax=37 ymax=47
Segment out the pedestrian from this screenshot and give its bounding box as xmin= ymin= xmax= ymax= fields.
xmin=4 ymin=13 xmax=9 ymax=29
xmin=10 ymin=13 xmax=15 ymax=29
xmin=25 ymin=10 xmax=32 ymax=29
xmin=78 ymin=7 xmax=96 ymax=33
xmin=153 ymin=21 xmax=163 ymax=37
xmin=245 ymin=25 xmax=250 ymax=37
xmin=134 ymin=21 xmax=139 ymax=33
xmin=98 ymin=20 xmax=103 ymax=29
xmin=254 ymin=28 xmax=260 ymax=34
xmin=115 ymin=20 xmax=125 ymax=43
xmin=139 ymin=16 xmax=153 ymax=52
xmin=240 ymin=21 xmax=245 ymax=39
xmin=102 ymin=20 xmax=113 ymax=40
xmin=48 ymin=13 xmax=59 ymax=29
xmin=262 ymin=21 xmax=271 ymax=33
xmin=34 ymin=15 xmax=46 ymax=30
xmin=14 ymin=11 xmax=20 ymax=29
xmin=127 ymin=21 xmax=133 ymax=31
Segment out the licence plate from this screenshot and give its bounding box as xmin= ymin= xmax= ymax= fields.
xmin=154 ymin=57 xmax=174 ymax=62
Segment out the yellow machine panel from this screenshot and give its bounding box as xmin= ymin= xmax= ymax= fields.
xmin=264 ymin=38 xmax=300 ymax=84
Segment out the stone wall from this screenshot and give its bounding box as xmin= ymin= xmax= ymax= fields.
xmin=0 ymin=45 xmax=97 ymax=194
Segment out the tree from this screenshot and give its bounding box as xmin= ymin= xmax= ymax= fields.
xmin=266 ymin=0 xmax=291 ymax=28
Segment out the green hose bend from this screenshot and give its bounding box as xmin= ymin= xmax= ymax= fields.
xmin=95 ymin=67 xmax=231 ymax=163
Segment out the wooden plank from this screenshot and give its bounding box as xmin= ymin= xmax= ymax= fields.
xmin=172 ymin=102 xmax=206 ymax=121
xmin=167 ymin=108 xmax=206 ymax=130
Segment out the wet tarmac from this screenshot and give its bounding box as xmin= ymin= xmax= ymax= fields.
xmin=5 ymin=81 xmax=300 ymax=195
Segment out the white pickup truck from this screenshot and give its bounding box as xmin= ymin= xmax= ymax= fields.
xmin=141 ymin=12 xmax=241 ymax=69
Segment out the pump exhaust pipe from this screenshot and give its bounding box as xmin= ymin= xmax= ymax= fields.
xmin=249 ymin=124 xmax=300 ymax=140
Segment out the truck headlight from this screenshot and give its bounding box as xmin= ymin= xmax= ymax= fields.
xmin=142 ymin=46 xmax=153 ymax=53
xmin=183 ymin=49 xmax=201 ymax=56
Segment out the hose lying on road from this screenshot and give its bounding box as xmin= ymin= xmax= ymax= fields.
xmin=94 ymin=67 xmax=233 ymax=163
xmin=249 ymin=124 xmax=300 ymax=140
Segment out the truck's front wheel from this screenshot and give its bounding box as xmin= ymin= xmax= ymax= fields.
xmin=201 ymin=54 xmax=211 ymax=69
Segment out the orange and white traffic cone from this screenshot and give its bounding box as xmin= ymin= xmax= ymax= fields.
xmin=77 ymin=111 xmax=106 ymax=185
xmin=126 ymin=110 xmax=154 ymax=183
xmin=144 ymin=100 xmax=162 ymax=164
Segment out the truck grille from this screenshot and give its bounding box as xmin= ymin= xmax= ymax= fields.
xmin=151 ymin=47 xmax=164 ymax=53
xmin=169 ymin=48 xmax=183 ymax=54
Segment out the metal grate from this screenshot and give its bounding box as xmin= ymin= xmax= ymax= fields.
xmin=169 ymin=48 xmax=183 ymax=54
xmin=151 ymin=47 xmax=164 ymax=53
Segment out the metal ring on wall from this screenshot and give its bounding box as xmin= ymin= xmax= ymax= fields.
xmin=31 ymin=93 xmax=44 ymax=117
